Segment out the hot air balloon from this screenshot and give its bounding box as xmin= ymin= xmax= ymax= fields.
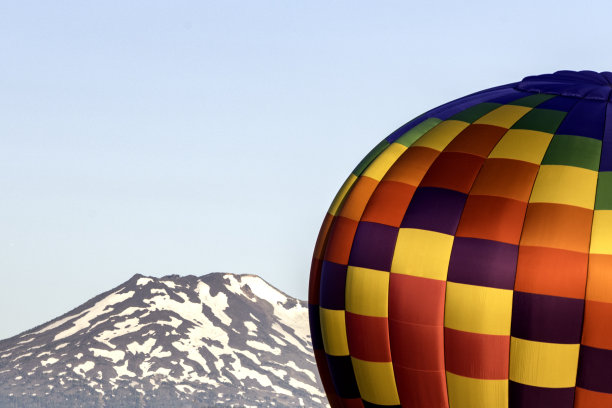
xmin=308 ymin=71 xmax=612 ymax=408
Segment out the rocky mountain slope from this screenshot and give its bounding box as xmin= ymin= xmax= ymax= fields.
xmin=0 ymin=273 xmax=327 ymax=407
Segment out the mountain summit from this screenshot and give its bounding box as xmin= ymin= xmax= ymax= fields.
xmin=0 ymin=273 xmax=327 ymax=407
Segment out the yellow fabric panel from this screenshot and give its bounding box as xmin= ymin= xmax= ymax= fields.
xmin=509 ymin=337 xmax=580 ymax=388
xmin=351 ymin=357 xmax=400 ymax=406
xmin=474 ymin=105 xmax=531 ymax=128
xmin=345 ymin=266 xmax=389 ymax=317
xmin=361 ymin=142 xmax=407 ymax=181
xmin=529 ymin=165 xmax=597 ymax=209
xmin=391 ymin=228 xmax=454 ymax=281
xmin=590 ymin=210 xmax=612 ymax=255
xmin=444 ymin=282 xmax=513 ymax=335
xmin=328 ymin=174 xmax=358 ymax=216
xmin=319 ymin=308 xmax=349 ymax=356
xmin=412 ymin=120 xmax=470 ymax=151
xmin=488 ymin=129 xmax=553 ymax=164
xmin=446 ymin=372 xmax=508 ymax=408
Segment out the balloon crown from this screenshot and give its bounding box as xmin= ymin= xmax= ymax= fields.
xmin=517 ymin=70 xmax=612 ymax=101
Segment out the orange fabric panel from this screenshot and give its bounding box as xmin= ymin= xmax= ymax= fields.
xmin=469 ymin=158 xmax=539 ymax=202
xmin=581 ymin=300 xmax=612 ymax=349
xmin=574 ymin=387 xmax=612 ymax=408
xmin=384 ymin=146 xmax=439 ymax=186
xmin=444 ymin=124 xmax=508 ymax=157
xmin=324 ymin=216 xmax=359 ymax=265
xmin=514 ymin=246 xmax=588 ymax=299
xmin=586 ymin=254 xmax=612 ymax=303
xmin=313 ymin=212 xmax=334 ymax=260
xmin=338 ymin=176 xmax=379 ymax=221
xmin=443 ymin=327 xmax=510 ymax=380
xmin=519 ymin=203 xmax=593 ymax=253
xmin=455 ymin=194 xmax=527 ymax=245
xmin=361 ymin=180 xmax=416 ymax=227
xmin=393 ymin=365 xmax=449 ymax=408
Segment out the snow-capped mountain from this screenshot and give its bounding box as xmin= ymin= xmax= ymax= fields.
xmin=0 ymin=273 xmax=327 ymax=408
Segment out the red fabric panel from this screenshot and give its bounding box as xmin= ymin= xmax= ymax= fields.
xmin=419 ymin=152 xmax=485 ymax=194
xmin=345 ymin=312 xmax=392 ymax=362
xmin=443 ymin=327 xmax=509 ymax=379
xmin=389 ymin=319 xmax=444 ymax=371
xmin=388 ymin=273 xmax=448 ymax=407
xmin=314 ymin=212 xmax=334 ymax=259
xmin=340 ymin=398 xmax=365 ymax=408
xmin=388 ymin=274 xmax=446 ymax=325
xmin=309 ymin=258 xmax=323 ymax=304
xmin=393 ymin=365 xmax=449 ymax=408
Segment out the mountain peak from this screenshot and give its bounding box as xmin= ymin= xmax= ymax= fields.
xmin=0 ymin=273 xmax=325 ymax=407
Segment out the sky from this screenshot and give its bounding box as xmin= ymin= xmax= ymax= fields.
xmin=1 ymin=0 xmax=612 ymax=340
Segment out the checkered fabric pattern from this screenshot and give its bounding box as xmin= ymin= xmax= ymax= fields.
xmin=308 ymin=71 xmax=612 ymax=408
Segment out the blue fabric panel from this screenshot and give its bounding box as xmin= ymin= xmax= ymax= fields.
xmin=536 ymin=95 xmax=579 ymax=112
xmin=555 ymin=99 xmax=607 ymax=140
xmin=599 ymin=103 xmax=612 ymax=171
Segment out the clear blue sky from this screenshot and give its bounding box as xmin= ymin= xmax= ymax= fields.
xmin=2 ymin=0 xmax=612 ymax=340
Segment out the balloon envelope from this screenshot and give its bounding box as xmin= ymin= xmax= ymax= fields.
xmin=309 ymin=71 xmax=612 ymax=408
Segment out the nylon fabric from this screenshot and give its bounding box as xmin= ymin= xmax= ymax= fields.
xmin=308 ymin=71 xmax=612 ymax=408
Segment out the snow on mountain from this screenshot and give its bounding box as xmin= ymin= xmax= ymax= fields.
xmin=0 ymin=273 xmax=328 ymax=407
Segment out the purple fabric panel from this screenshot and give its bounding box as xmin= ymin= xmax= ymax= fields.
xmin=348 ymin=221 xmax=399 ymax=271
xmin=385 ymin=84 xmax=519 ymax=143
xmin=487 ymin=89 xmax=531 ymax=104
xmin=598 ymin=103 xmax=612 ymax=171
xmin=326 ymin=354 xmax=360 ymax=399
xmin=598 ymin=142 xmax=612 ymax=172
xmin=511 ymin=292 xmax=584 ymax=344
xmin=536 ymin=95 xmax=580 ymax=112
xmin=584 ymin=85 xmax=612 ymax=101
xmin=447 ymin=237 xmax=518 ymax=290
xmin=400 ymin=187 xmax=467 ymax=235
xmin=555 ymin=99 xmax=607 ymax=140
xmin=517 ymin=70 xmax=612 ymax=101
xmin=319 ymin=261 xmax=348 ymax=310
xmin=509 ymin=381 xmax=575 ymax=408
xmin=309 ymin=304 xmax=324 ymax=350
xmin=577 ymin=345 xmax=612 ymax=394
